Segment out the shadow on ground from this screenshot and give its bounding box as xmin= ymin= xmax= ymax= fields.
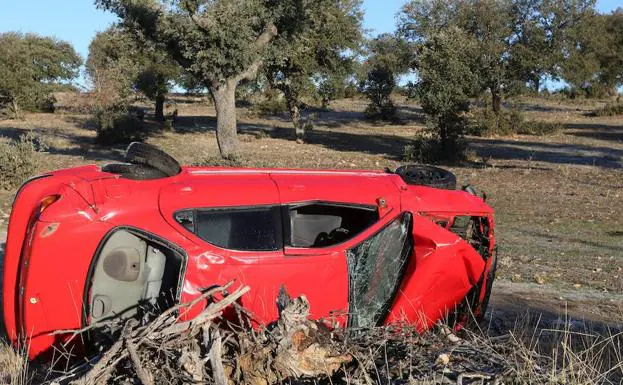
xmin=170 ymin=113 xmax=623 ymax=167
xmin=565 ymin=122 xmax=623 ymax=143
xmin=469 ymin=136 xmax=623 ymax=168
xmin=171 ymin=116 xmax=413 ymax=160
xmin=0 ymin=124 xmax=130 ymax=164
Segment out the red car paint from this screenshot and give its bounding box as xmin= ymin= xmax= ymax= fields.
xmin=3 ymin=166 xmax=495 ymax=359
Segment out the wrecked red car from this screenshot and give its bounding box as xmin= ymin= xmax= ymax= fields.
xmin=3 ymin=143 xmax=496 ymax=359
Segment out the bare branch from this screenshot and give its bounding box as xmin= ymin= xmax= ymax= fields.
xmin=205 ymin=327 xmax=228 ymax=385
xmin=126 ymin=336 xmax=154 ymax=385
xmin=254 ymin=23 xmax=278 ymax=51
xmin=236 ymin=60 xmax=264 ymax=83
xmin=234 ymin=23 xmax=278 ymax=83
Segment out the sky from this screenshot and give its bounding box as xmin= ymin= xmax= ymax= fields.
xmin=0 ymin=0 xmax=620 ymax=89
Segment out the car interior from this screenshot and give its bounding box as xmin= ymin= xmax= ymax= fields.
xmin=286 ymin=203 xmax=379 ymax=248
xmin=87 ymin=229 xmax=185 ymax=325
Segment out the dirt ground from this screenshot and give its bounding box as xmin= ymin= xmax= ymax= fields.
xmin=0 ymin=96 xmax=622 ymax=334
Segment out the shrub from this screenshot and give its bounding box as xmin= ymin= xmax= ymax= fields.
xmin=93 ymin=106 xmax=145 ymax=145
xmin=317 ymin=79 xmax=338 ymax=109
xmin=343 ymin=82 xmax=358 ymax=99
xmin=403 ymin=81 xmax=419 ymax=100
xmin=469 ymin=108 xmax=524 ymax=136
xmin=469 ymin=108 xmax=561 ymax=136
xmin=253 ymin=90 xmax=288 ymax=116
xmin=593 ymin=103 xmax=623 ymax=117
xmin=0 ymin=132 xmax=48 ymax=190
xmin=516 ymin=120 xmax=563 ymax=135
xmin=362 ymin=68 xmax=397 ymax=121
xmin=403 ymin=130 xmax=467 ymax=163
xmin=364 ymin=101 xmax=397 ymax=121
xmin=161 ymin=119 xmax=173 ymax=131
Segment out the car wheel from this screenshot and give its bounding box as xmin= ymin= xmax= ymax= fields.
xmin=124 ymin=142 xmax=181 ymax=177
xmin=101 ymin=163 xmax=169 ymax=180
xmin=395 ymin=165 xmax=457 ymax=190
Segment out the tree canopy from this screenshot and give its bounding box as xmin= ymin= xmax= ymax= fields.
xmin=87 ymin=26 xmax=181 ymax=120
xmin=0 ymin=32 xmax=81 ymax=118
xmin=360 ymin=33 xmax=413 ymax=120
xmin=562 ymin=8 xmax=623 ymax=96
xmin=400 ymin=0 xmax=595 ymax=113
xmin=264 ymin=0 xmax=364 ymax=141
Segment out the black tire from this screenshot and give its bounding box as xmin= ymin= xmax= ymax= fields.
xmin=395 ymin=165 xmax=457 ymax=190
xmin=124 ymin=142 xmax=181 ymax=177
xmin=101 ymin=163 xmax=168 ymax=180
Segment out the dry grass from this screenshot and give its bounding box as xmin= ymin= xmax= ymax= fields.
xmin=0 ymin=341 xmax=28 ymax=385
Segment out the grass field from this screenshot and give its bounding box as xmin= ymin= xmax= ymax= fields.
xmin=0 ymin=95 xmax=622 ymax=381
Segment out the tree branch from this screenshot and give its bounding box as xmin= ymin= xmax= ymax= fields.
xmin=183 ymin=1 xmax=215 ymax=33
xmin=236 ymin=60 xmax=264 ymax=83
xmin=255 ymin=23 xmax=278 ymax=51
xmin=233 ymin=23 xmax=278 ymax=83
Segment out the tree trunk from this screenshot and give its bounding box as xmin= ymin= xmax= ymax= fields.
xmin=11 ymin=99 xmax=21 ymax=120
xmin=491 ymin=87 xmax=502 ymax=114
xmin=212 ymin=82 xmax=239 ymax=159
xmin=533 ymin=77 xmax=540 ymax=94
xmin=155 ymin=92 xmax=165 ymax=122
xmin=283 ymin=89 xmax=304 ymax=144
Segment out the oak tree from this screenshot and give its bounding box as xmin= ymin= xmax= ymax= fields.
xmin=0 ymin=32 xmax=81 ymax=118
xmin=96 ymin=0 xmax=281 ymax=158
xmin=264 ymin=0 xmax=364 ymax=141
xmin=87 ymin=27 xmax=180 ymax=120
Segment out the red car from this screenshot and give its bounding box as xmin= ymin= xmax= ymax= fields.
xmin=3 ymin=143 xmax=496 ymax=359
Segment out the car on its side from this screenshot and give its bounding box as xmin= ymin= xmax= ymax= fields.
xmin=3 ymin=143 xmax=496 ymax=359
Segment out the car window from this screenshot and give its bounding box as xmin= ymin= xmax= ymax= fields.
xmin=286 ymin=203 xmax=379 ymax=248
xmin=174 ymin=206 xmax=282 ymax=251
xmin=347 ymin=212 xmax=412 ymax=329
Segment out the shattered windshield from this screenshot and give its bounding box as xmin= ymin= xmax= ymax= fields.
xmin=347 ymin=213 xmax=412 ymax=329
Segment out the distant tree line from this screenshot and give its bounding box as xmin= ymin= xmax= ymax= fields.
xmin=0 ymin=0 xmax=621 ymax=159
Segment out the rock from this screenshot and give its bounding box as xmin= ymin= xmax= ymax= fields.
xmin=533 ymin=272 xmax=546 ymax=285
xmin=435 ymin=353 xmax=450 ymax=366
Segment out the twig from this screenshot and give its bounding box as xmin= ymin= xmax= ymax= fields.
xmin=457 ymin=372 xmax=493 ymax=384
xmin=125 ymin=336 xmax=153 ymax=385
xmin=205 ymin=326 xmax=228 ymax=385
xmin=138 ymin=281 xmax=236 ymax=338
xmin=78 ymin=320 xmax=134 ymax=385
xmin=144 ymin=286 xmax=249 ymax=341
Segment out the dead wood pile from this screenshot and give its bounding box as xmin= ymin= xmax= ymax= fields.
xmin=51 ymin=283 xmax=551 ymax=385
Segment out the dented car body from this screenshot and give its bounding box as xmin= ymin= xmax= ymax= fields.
xmin=3 ymin=160 xmax=496 ymax=359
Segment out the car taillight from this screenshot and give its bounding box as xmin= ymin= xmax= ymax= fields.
xmin=38 ymin=195 xmax=60 ymax=216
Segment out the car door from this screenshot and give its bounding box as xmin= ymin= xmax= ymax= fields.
xmin=268 ymin=172 xmax=408 ymax=326
xmin=159 ymin=173 xmax=289 ymax=323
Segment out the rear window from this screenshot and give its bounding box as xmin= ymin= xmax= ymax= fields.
xmin=174 ymin=206 xmax=282 ymax=251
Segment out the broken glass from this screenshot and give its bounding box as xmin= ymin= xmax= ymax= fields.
xmin=347 ymin=213 xmax=412 ymax=329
